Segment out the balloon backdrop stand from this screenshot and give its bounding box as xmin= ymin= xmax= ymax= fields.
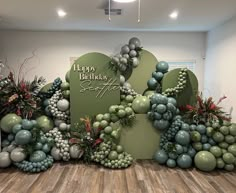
xmin=0 ymin=37 xmax=235 ymax=173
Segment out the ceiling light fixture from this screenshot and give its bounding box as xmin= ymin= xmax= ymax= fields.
xmin=113 ymin=0 xmax=137 ymax=3
xmin=57 ymin=9 xmax=67 ymax=18
xmin=108 ymin=0 xmax=140 ymax=22
xmin=169 ymin=11 xmax=178 ymax=19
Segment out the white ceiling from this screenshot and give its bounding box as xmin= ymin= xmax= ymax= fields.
xmin=0 ymin=0 xmax=236 ymax=31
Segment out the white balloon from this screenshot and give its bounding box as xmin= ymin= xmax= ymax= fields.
xmin=10 ymin=147 xmax=26 ymax=162
xmin=0 ymin=152 xmax=11 ymax=168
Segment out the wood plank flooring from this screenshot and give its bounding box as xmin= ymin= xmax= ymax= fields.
xmin=0 ymin=160 xmax=236 ymax=193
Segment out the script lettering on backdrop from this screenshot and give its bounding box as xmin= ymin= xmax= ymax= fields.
xmin=73 ymin=64 xmax=119 ymax=98
xmin=70 ymin=53 xmax=120 ymax=124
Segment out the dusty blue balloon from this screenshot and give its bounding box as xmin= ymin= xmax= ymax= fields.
xmin=175 ymin=144 xmax=184 ymax=155
xmin=22 ymin=119 xmax=33 ymax=130
xmin=152 ymin=71 xmax=164 ymax=81
xmin=203 ymin=143 xmax=211 ymax=151
xmin=181 ymin=123 xmax=190 ymax=131
xmin=208 ymin=138 xmax=216 ymax=146
xmin=12 ymin=124 xmax=22 ymax=134
xmin=167 ymin=97 xmax=177 ymax=106
xmin=156 ymin=104 xmax=167 ymax=114
xmin=201 ymin=135 xmax=208 ymax=143
xmin=154 ymin=112 xmax=162 ymax=120
xmin=167 ymin=103 xmax=176 ymax=113
xmin=177 ymin=154 xmax=192 ymax=168
xmin=187 ymin=146 xmax=196 ymax=158
xmin=175 ymin=130 xmax=190 ymax=146
xmin=29 ymin=151 xmax=46 ymax=162
xmin=190 ymin=124 xmax=197 ymax=131
xmin=43 ymin=99 xmax=50 ymax=107
xmin=167 ymin=159 xmax=176 ymax=168
xmin=168 ymin=152 xmax=178 ymax=159
xmin=153 ymin=120 xmax=169 ymax=130
xmin=15 ymin=130 xmax=32 ymax=145
xmin=196 ymin=124 xmax=206 ymax=134
xmin=147 ymin=78 xmax=158 ymax=90
xmin=156 ymin=61 xmax=169 ymax=73
xmin=154 ymin=150 xmax=168 ymax=164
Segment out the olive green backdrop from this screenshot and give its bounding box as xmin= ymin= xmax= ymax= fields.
xmin=70 ymin=53 xmax=120 ymax=125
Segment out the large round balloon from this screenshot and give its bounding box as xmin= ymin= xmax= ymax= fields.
xmin=10 ymin=147 xmax=26 ymax=162
xmin=36 ymin=116 xmax=54 ymax=133
xmin=156 ymin=61 xmax=169 ymax=73
xmin=194 ymin=151 xmax=216 ymax=172
xmin=177 ymin=154 xmax=192 ymax=169
xmin=29 ymin=151 xmax=47 ymax=162
xmin=154 ymin=150 xmax=168 ymax=164
xmin=132 ymin=96 xmax=150 ymax=114
xmin=15 ymin=130 xmax=32 ymax=145
xmin=0 ymin=152 xmax=11 ymax=168
xmin=57 ymin=99 xmax=70 ymax=111
xmin=0 ymin=113 xmax=22 ymax=133
xmin=51 ymin=147 xmax=62 ymax=161
xmin=175 ymin=130 xmax=190 ymax=146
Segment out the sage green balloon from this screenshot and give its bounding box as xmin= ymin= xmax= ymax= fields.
xmin=229 ymin=124 xmax=236 ymax=136
xmin=216 ymin=158 xmax=225 ymax=169
xmin=224 ymin=164 xmax=234 ymax=171
xmin=60 ymin=82 xmax=70 ymax=91
xmin=210 ymin=146 xmax=222 ymax=158
xmin=194 ymin=151 xmax=216 ymax=172
xmin=228 ymin=144 xmax=236 ymax=156
xmin=0 ymin=113 xmax=22 ymax=133
xmin=223 ymin=152 xmax=235 ymax=164
xmin=10 ymin=147 xmax=26 ymax=162
xmin=36 ymin=116 xmax=54 ymax=132
xmin=132 ymin=96 xmax=150 ymax=114
xmin=0 ymin=152 xmax=11 ymax=168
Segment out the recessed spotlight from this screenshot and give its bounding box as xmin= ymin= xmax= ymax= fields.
xmin=57 ymin=9 xmax=67 ymax=18
xmin=113 ymin=0 xmax=137 ymax=3
xmin=169 ymin=11 xmax=178 ymax=19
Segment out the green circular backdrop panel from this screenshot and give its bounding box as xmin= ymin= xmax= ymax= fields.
xmin=162 ymin=68 xmax=198 ymax=107
xmin=128 ymin=50 xmax=158 ymax=94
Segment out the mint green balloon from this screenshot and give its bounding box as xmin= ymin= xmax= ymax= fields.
xmin=132 ymin=96 xmax=150 ymax=114
xmin=0 ymin=113 xmax=22 ymax=133
xmin=194 ymin=151 xmax=216 ymax=172
xmin=15 ymin=130 xmax=32 ymax=145
xmin=36 ymin=116 xmax=54 ymax=133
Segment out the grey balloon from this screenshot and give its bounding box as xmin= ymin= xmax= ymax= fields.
xmin=0 ymin=152 xmax=12 ymax=168
xmin=51 ymin=147 xmax=62 ymax=161
xmin=132 ymin=57 xmax=139 ymax=68
xmin=121 ymin=45 xmax=130 ymax=54
xmin=129 ymin=37 xmax=141 ymax=48
xmin=10 ymin=147 xmax=26 ymax=162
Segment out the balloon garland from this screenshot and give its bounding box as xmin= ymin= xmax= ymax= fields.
xmin=0 ymin=37 xmax=235 ymax=174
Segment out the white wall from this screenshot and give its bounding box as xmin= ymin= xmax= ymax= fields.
xmin=205 ymin=16 xmax=236 ymax=121
xmin=0 ymin=31 xmax=206 ymax=90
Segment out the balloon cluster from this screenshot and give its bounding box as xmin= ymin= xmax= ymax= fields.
xmin=46 ymin=127 xmax=70 ymax=161
xmin=111 ymin=37 xmax=142 ymax=73
xmin=148 ymin=94 xmax=178 ymax=130
xmin=162 ymin=68 xmax=188 ymax=97
xmin=120 ymin=76 xmax=139 ymax=97
xmin=14 ymin=153 xmax=53 ymax=173
xmin=41 ymin=77 xmax=62 ymax=98
xmin=48 ymin=90 xmax=70 ymax=121
xmin=193 ymin=122 xmax=236 ymax=171
xmin=91 ymin=141 xmax=133 ymax=169
xmin=155 ymin=120 xmax=196 ymax=169
xmin=147 ymin=61 xmax=169 ymax=92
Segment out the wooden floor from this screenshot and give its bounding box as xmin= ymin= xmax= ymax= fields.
xmin=0 ymin=160 xmax=236 ymax=193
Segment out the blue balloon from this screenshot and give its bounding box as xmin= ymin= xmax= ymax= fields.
xmin=167 ymin=159 xmax=176 ymax=168
xmin=201 ymin=135 xmax=208 ymax=143
xmin=181 ymin=123 xmax=190 ymax=131
xmin=175 ymin=130 xmax=190 ymax=146
xmin=177 ymin=154 xmax=192 ymax=169
xmin=153 ymin=120 xmax=169 ymax=130
xmin=154 ymin=150 xmax=168 ymax=164
xmin=154 ymin=112 xmax=162 ymax=120
xmin=167 ymin=97 xmax=177 ymax=106
xmin=168 ymin=152 xmax=178 ymax=159
xmin=22 ymin=119 xmax=33 ymax=130
xmin=156 ymin=61 xmax=169 ymax=73
xmin=147 ymin=78 xmax=158 ymax=90
xmin=175 ymin=144 xmax=184 ymax=155
xmin=187 ymin=146 xmax=196 ymax=157
xmin=196 ymin=124 xmax=206 ymax=134
xmin=203 ymin=143 xmax=211 ymax=151
xmin=152 ymin=71 xmax=164 ymax=81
